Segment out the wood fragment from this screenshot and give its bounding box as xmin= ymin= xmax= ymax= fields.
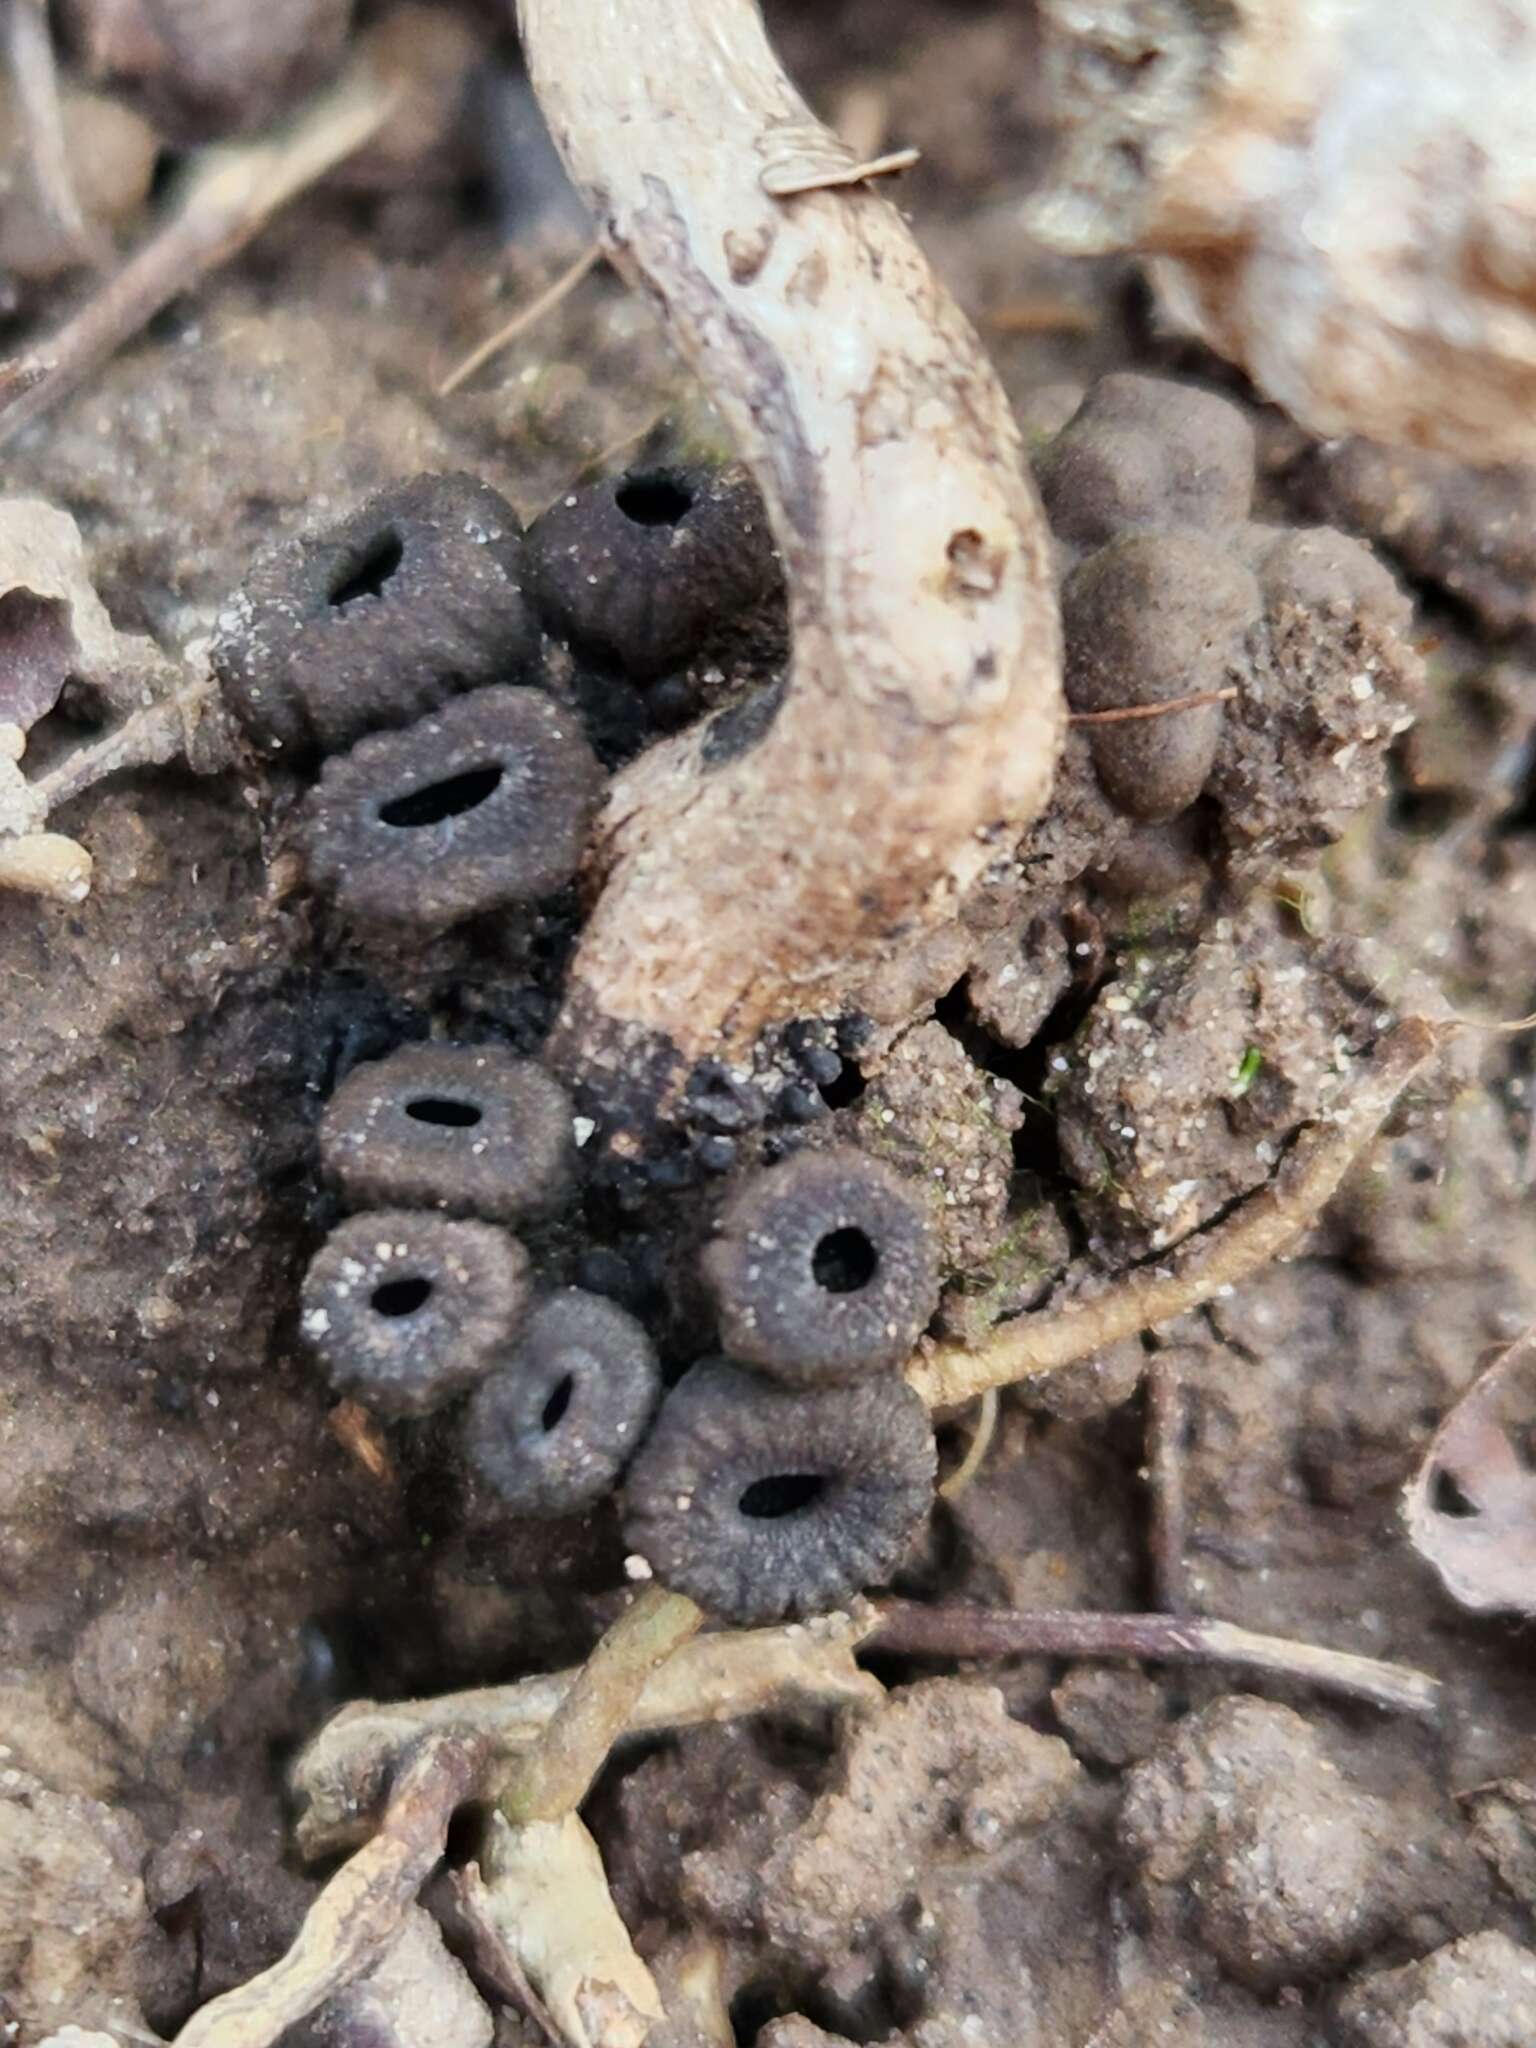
xmin=908 ymin=1017 xmax=1441 ymax=1410
xmin=0 ymin=62 xmax=396 ymax=450
xmin=872 ymin=1601 xmax=1441 ymax=1717
xmin=0 ymin=828 xmax=91 ymax=901
xmin=437 ymin=241 xmax=603 ymax=397
xmin=175 ymin=1733 xmax=486 ymax=2048
xmin=448 ymin=1866 xmax=565 ymax=2046
xmin=328 ymin=1399 xmax=397 ymax=1486
xmin=514 ymin=0 xmax=1062 ymax=1091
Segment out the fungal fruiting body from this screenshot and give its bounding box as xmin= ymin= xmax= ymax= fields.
xmin=320 ymin=1043 xmax=575 ymax=1223
xmin=701 ymin=1147 xmax=941 ymax=1384
xmin=214 ymin=472 xmax=533 ymax=757
xmin=299 ymin=687 xmax=602 ymax=928
xmin=621 ymin=1361 xmax=937 ymax=1625
xmin=300 ymin=1210 xmax=531 ymax=1419
xmin=466 ymin=1289 xmax=662 ymax=1517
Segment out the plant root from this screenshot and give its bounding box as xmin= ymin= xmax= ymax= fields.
xmin=908 ymin=1016 xmax=1441 ymax=1410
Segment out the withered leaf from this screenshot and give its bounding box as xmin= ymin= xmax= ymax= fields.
xmin=0 ymin=587 xmax=78 ymax=732
xmin=1405 ymin=1326 xmax=1536 ymax=1615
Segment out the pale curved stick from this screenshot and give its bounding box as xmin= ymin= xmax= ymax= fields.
xmin=515 ymin=0 xmax=1062 ymax=1099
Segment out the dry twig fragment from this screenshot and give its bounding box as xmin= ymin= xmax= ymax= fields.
xmin=1406 ymin=1326 xmax=1536 ymax=1615
xmin=514 ymin=0 xmax=1062 ymax=1097
xmin=909 ymin=1018 xmax=1440 ymax=1410
xmin=175 ymin=1734 xmax=487 ymax=2048
xmin=437 ymin=242 xmax=603 ymax=396
xmin=872 ymin=1602 xmax=1440 ymax=1717
xmin=293 ymin=1606 xmax=882 ymax=1858
xmin=497 ymin=1585 xmax=703 ymax=1823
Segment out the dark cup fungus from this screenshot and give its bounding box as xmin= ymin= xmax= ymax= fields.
xmin=213 ymin=473 xmax=535 ymax=757
xmin=522 ymin=462 xmax=780 ymax=679
xmin=621 ymin=1361 xmax=937 ymax=1624
xmin=701 ymin=1146 xmax=941 ymax=1383
xmin=319 ymin=1042 xmax=575 ymax=1224
xmin=300 ymin=1210 xmax=530 ymax=1418
xmin=466 ymin=1289 xmax=662 ymax=1517
xmin=299 ymin=686 xmax=603 ymax=928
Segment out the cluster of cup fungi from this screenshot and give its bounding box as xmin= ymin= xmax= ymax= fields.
xmin=215 ymin=460 xmax=944 ymax=1627
xmin=213 ymin=371 xmax=1413 ymax=1627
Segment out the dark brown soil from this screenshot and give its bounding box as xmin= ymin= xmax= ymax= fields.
xmin=2 ymin=5 xmax=1534 ymax=2046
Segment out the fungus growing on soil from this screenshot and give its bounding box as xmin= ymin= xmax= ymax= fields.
xmin=299 ymin=686 xmax=603 ymax=928
xmin=319 ymin=1042 xmax=576 ymax=1225
xmin=701 ymin=1146 xmax=941 ymax=1384
xmin=214 ymin=472 xmax=533 ymax=758
xmin=300 ymin=1209 xmax=531 ymax=1418
xmin=621 ymin=1361 xmax=937 ymax=1625
xmin=466 ymin=1288 xmax=662 ymax=1518
xmin=523 ymin=462 xmax=780 ymax=680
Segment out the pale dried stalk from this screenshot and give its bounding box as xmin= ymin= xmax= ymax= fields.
xmin=475 ymin=1813 xmax=663 ymax=2048
xmin=294 ymin=1606 xmax=883 ymax=1859
xmin=515 ymin=0 xmax=1062 ymax=1093
xmin=910 ymin=1018 xmax=1441 ymax=1410
xmin=175 ymin=1734 xmax=486 ymax=2048
xmin=497 ymin=1586 xmax=703 ymax=1824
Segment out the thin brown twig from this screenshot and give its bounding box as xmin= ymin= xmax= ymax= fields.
xmin=437 ymin=241 xmax=602 ymax=397
xmin=1145 ymin=1346 xmax=1192 ymax=1615
xmin=871 ymin=1601 xmax=1440 ymax=1717
xmin=496 ymin=1585 xmax=704 ymax=1823
xmin=0 ymin=64 xmax=396 ymax=451
xmin=1069 ymin=686 xmax=1238 ymax=726
xmin=175 ymin=1733 xmax=487 ymax=2048
xmin=908 ymin=1016 xmax=1441 ymax=1410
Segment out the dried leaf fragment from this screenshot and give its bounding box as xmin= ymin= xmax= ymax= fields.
xmin=1405 ymin=1326 xmax=1536 ymax=1614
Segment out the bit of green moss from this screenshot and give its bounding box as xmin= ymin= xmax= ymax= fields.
xmin=1231 ymin=1045 xmax=1264 ymax=1098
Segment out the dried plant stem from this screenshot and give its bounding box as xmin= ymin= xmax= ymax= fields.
xmin=293 ymin=1606 xmax=881 ymax=1860
xmin=938 ymin=1387 xmax=1000 ymax=1502
xmin=34 ymin=662 xmax=226 ymax=815
xmin=175 ymin=1734 xmax=486 ymax=2048
xmin=497 ymin=1587 xmax=704 ymax=1824
xmin=515 ymin=0 xmax=1062 ymax=1090
xmin=437 ymin=241 xmax=603 ymax=396
xmin=872 ymin=1601 xmax=1440 ymax=1717
xmin=0 ymin=64 xmax=395 ymax=450
xmin=1145 ymin=1346 xmax=1193 ymax=1615
xmin=909 ymin=1017 xmax=1440 ymax=1410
